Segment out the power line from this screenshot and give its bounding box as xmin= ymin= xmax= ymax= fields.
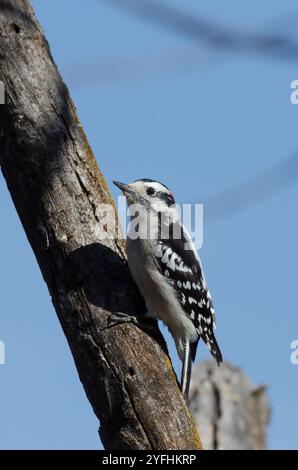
xmin=198 ymin=152 xmax=298 ymax=224
xmin=99 ymin=0 xmax=298 ymax=62
xmin=88 ymin=0 xmax=298 ymax=222
xmin=63 ymin=46 xmax=220 ymax=87
xmin=68 ymin=2 xmax=298 ymax=87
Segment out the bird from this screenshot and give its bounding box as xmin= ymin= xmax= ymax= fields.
xmin=113 ymin=178 xmax=222 ymax=399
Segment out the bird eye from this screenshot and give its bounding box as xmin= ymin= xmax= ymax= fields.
xmin=146 ymin=187 xmax=156 ymax=196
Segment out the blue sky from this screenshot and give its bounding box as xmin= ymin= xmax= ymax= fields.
xmin=0 ymin=0 xmax=298 ymax=449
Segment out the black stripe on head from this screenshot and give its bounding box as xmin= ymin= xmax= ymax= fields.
xmin=157 ymin=191 xmax=175 ymax=206
xmin=135 ymin=178 xmax=170 ymax=191
xmin=135 ymin=178 xmax=175 ymax=206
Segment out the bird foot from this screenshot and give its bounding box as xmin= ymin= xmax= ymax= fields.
xmin=107 ymin=312 xmax=156 ymax=332
xmin=107 ymin=312 xmax=140 ymax=328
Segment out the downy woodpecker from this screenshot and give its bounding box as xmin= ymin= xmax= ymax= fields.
xmin=113 ymin=178 xmax=222 ymax=398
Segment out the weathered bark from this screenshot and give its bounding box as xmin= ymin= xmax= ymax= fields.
xmin=0 ymin=0 xmax=202 ymax=450
xmin=189 ymin=361 xmax=270 ymax=450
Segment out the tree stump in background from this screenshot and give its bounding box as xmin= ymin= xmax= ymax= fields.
xmin=189 ymin=361 xmax=270 ymax=450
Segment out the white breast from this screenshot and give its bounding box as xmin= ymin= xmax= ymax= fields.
xmin=126 ymin=231 xmax=197 ymax=359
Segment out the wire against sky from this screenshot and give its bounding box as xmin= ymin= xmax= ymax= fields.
xmin=100 ymin=0 xmax=298 ymax=62
xmin=63 ymin=47 xmax=219 ymax=87
xmin=83 ymin=0 xmax=298 ymax=222
xmin=197 ymin=152 xmax=298 ymax=224
xmin=71 ymin=1 xmax=298 ymax=86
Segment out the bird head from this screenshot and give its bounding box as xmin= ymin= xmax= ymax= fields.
xmin=113 ymin=178 xmax=175 ymax=213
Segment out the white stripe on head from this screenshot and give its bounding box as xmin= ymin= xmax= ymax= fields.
xmin=142 ymin=181 xmax=169 ymax=193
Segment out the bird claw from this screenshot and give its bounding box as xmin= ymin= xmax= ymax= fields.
xmin=107 ymin=312 xmax=140 ymax=328
xmin=106 ymin=312 xmax=156 ymax=333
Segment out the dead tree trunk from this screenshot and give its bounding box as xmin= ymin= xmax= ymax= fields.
xmin=0 ymin=0 xmax=202 ymax=450
xmin=189 ymin=361 xmax=270 ymax=450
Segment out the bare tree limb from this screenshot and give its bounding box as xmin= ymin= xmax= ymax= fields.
xmin=0 ymin=0 xmax=202 ymax=450
xmin=189 ymin=361 xmax=270 ymax=450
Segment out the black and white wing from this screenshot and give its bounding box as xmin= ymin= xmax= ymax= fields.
xmin=155 ymin=223 xmax=222 ymax=365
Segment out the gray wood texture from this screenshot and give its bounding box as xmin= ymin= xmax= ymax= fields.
xmin=189 ymin=361 xmax=270 ymax=450
xmin=0 ymin=0 xmax=202 ymax=450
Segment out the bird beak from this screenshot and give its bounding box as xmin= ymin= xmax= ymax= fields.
xmin=113 ymin=180 xmax=151 ymax=209
xmin=113 ymin=180 xmax=134 ymax=196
